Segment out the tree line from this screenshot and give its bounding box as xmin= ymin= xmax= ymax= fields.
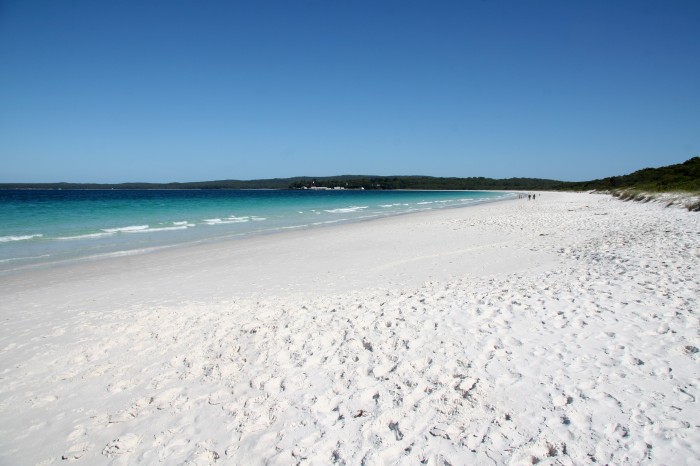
xmin=1 ymin=157 xmax=697 ymax=192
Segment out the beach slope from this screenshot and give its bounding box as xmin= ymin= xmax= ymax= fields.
xmin=0 ymin=192 xmax=698 ymax=465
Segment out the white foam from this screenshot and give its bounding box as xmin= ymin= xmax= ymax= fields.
xmin=0 ymin=254 xmax=50 ymax=263
xmin=57 ymin=232 xmax=116 ymax=240
xmin=203 ymin=216 xmax=250 ymax=225
xmin=130 ymin=225 xmax=191 ymax=233
xmin=64 ymin=222 xmax=195 ymax=239
xmin=0 ymin=234 xmax=43 ymax=243
xmin=81 ymin=246 xmax=165 ymax=260
xmin=311 ymin=220 xmax=345 ymax=226
xmin=102 ymin=225 xmax=150 ymax=233
xmin=324 ymin=206 xmax=368 ymax=214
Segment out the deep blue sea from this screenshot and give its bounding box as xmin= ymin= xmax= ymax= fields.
xmin=0 ymin=189 xmax=513 ymax=272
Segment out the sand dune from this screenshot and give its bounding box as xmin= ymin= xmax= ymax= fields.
xmin=1 ymin=192 xmax=698 ymax=465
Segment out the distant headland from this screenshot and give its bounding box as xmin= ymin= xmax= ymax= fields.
xmin=1 ymin=157 xmax=698 ymax=193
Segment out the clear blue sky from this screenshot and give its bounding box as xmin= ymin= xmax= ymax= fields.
xmin=1 ymin=0 xmax=698 ymax=183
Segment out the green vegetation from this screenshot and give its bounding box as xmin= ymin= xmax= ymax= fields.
xmin=1 ymin=157 xmax=698 ymax=193
xmin=565 ymin=157 xmax=700 ymax=193
xmin=287 ymin=175 xmax=567 ymax=191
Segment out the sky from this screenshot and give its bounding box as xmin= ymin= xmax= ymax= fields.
xmin=0 ymin=0 xmax=698 ymax=183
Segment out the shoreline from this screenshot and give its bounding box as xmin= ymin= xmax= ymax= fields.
xmin=1 ymin=191 xmax=698 ymax=464
xmin=0 ymin=192 xmax=537 ymax=305
xmin=0 ymin=190 xmax=515 ymax=278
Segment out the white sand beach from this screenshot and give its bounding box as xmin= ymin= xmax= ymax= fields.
xmin=0 ymin=192 xmax=698 ymax=465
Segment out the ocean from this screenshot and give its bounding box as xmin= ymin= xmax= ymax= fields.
xmin=0 ymin=189 xmax=513 ymax=273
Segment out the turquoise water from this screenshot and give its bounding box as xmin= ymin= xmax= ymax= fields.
xmin=0 ymin=189 xmax=513 ymax=272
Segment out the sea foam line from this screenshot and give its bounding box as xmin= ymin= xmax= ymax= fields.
xmin=0 ymin=254 xmax=51 ymax=263
xmin=312 ymin=219 xmax=346 ymax=226
xmin=102 ymin=225 xmax=150 ymax=233
xmin=0 ymin=234 xmax=44 ymax=243
xmin=203 ymin=217 xmax=250 ymax=225
xmin=57 ymin=222 xmax=196 ymax=240
xmin=130 ymin=225 xmax=192 ymax=233
xmin=324 ymin=206 xmax=368 ymax=214
xmin=58 ymin=232 xmax=116 ymax=240
xmin=104 ymin=223 xmax=197 ymax=233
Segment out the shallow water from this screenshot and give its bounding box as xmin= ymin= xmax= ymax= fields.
xmin=0 ymin=189 xmax=512 ymax=271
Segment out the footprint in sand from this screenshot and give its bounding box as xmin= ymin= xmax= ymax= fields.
xmin=28 ymin=394 xmax=58 ymax=408
xmin=153 ymin=387 xmax=189 ymax=412
xmin=225 ymin=444 xmax=239 ymax=458
xmin=107 ymin=378 xmax=138 ymax=393
xmin=456 ymin=377 xmax=479 ymax=399
xmin=109 ymin=396 xmax=153 ymax=423
xmin=67 ymin=424 xmax=87 ymax=441
xmin=102 ymin=433 xmax=141 ymax=458
xmin=604 ymin=422 xmax=630 ymax=438
xmin=429 ymin=425 xmax=451 ymax=440
xmin=511 ymin=439 xmax=568 ymax=465
xmin=552 ymin=393 xmax=573 ymax=408
xmin=62 ymin=442 xmax=92 ymax=461
xmin=208 ymin=389 xmax=230 ymax=406
xmin=183 ymin=442 xmax=220 ymax=465
xmin=158 ymin=436 xmax=192 ymax=461
xmin=388 ymin=421 xmax=404 ymax=440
